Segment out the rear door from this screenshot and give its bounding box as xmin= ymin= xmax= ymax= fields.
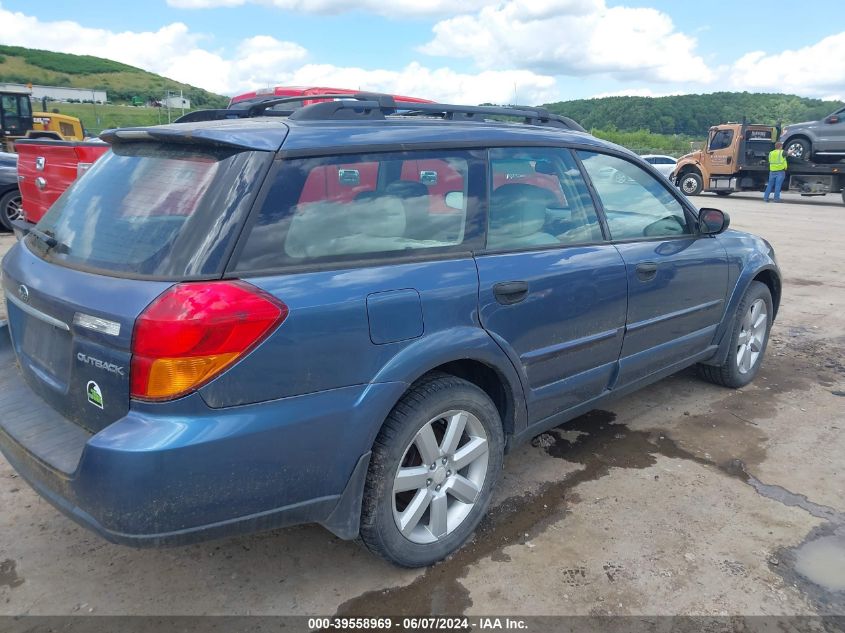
xmin=221 ymin=148 xmax=486 ymax=405
xmin=577 ymin=150 xmax=728 ymax=388
xmin=2 ymin=142 xmax=272 ymax=432
xmin=475 ymin=147 xmax=627 ymax=425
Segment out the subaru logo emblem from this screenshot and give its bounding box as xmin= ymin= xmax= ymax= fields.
xmin=18 ymin=285 xmax=29 ymax=303
xmin=35 ymin=157 xmax=45 ymax=171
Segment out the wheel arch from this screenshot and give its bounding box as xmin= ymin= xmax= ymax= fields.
xmin=702 ymin=263 xmax=781 ymax=368
xmin=676 ymin=163 xmax=702 ymax=180
xmin=368 ymin=327 xmax=529 ymax=447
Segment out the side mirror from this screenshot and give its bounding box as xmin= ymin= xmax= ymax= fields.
xmin=698 ymin=208 xmax=730 ymax=235
xmin=826 ymin=116 xmax=839 ymax=124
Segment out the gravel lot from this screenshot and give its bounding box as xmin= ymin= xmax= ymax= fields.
xmin=0 ymin=191 xmax=843 ymax=618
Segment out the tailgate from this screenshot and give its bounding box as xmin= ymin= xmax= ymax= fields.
xmin=2 ymin=242 xmax=171 ymax=434
xmin=15 ymin=139 xmax=109 ymax=223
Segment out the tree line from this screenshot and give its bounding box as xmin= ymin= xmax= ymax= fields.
xmin=543 ymin=92 xmax=844 ymax=137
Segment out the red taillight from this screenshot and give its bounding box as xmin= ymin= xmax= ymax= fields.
xmin=130 ymin=281 xmax=287 ymax=401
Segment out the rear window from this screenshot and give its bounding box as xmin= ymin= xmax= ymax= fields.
xmin=29 ymin=143 xmax=272 ymax=278
xmin=233 ymin=150 xmax=484 ymax=273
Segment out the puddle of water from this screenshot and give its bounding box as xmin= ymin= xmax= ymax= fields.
xmin=0 ymin=558 xmax=24 ymax=589
xmin=337 ymin=410 xmax=704 ymax=616
xmin=793 ymin=534 xmax=845 ymax=592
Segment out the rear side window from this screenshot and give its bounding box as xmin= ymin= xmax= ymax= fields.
xmin=233 ymin=150 xmax=483 ymax=272
xmin=30 ymin=143 xmax=272 ymax=278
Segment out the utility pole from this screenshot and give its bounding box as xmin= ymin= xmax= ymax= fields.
xmin=91 ymin=89 xmax=100 ymax=129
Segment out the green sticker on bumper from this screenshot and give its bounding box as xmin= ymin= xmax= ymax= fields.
xmin=87 ymin=381 xmax=103 ymax=409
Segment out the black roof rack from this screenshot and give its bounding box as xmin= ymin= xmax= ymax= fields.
xmin=175 ymin=92 xmax=586 ymax=132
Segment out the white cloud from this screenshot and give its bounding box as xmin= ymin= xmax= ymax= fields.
xmin=421 ymin=0 xmax=715 ymax=84
xmin=0 ymin=5 xmax=556 ymax=102
xmin=730 ymin=32 xmax=845 ymax=98
xmin=166 ymin=0 xmax=494 ymax=18
xmin=0 ymin=5 xmax=313 ymax=95
xmin=277 ymin=62 xmax=558 ymax=104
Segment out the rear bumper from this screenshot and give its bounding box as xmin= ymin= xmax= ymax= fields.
xmin=0 ymin=324 xmax=405 ymax=546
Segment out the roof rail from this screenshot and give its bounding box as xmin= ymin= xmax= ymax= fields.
xmin=175 ymin=92 xmax=587 ymax=132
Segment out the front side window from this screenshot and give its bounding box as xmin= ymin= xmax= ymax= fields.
xmin=708 ymin=129 xmax=734 ymax=151
xmin=234 ymin=150 xmax=481 ymax=272
xmin=577 ymin=151 xmax=691 ymax=240
xmin=486 ymin=147 xmax=603 ymax=251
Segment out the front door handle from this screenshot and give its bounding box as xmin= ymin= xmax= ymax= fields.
xmin=493 ymin=281 xmax=529 ymax=305
xmin=635 ymin=262 xmax=658 ymax=281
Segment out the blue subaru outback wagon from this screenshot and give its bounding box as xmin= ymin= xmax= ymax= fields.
xmin=0 ymin=96 xmax=780 ymax=567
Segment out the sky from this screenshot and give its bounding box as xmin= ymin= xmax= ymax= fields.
xmin=0 ymin=0 xmax=843 ymax=104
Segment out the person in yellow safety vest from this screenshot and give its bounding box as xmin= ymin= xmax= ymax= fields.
xmin=764 ymin=141 xmax=788 ymax=203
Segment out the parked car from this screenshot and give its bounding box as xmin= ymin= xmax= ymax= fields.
xmin=0 ymin=96 xmax=781 ymax=568
xmin=0 ymin=151 xmax=21 ymax=231
xmin=780 ymin=106 xmax=845 ymax=161
xmin=641 ymin=154 xmax=677 ymax=178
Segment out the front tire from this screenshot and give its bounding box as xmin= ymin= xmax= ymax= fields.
xmin=698 ymin=281 xmax=773 ymax=388
xmin=784 ymin=137 xmax=811 ymax=162
xmin=679 ymin=172 xmax=703 ymax=196
xmin=360 ymin=373 xmax=504 ymax=567
xmin=0 ymin=189 xmax=22 ymax=232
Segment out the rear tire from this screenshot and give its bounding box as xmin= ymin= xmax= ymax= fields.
xmin=0 ymin=189 xmax=22 ymax=232
xmin=679 ymin=172 xmax=703 ymax=196
xmin=698 ymin=281 xmax=773 ymax=388
xmin=360 ymin=372 xmax=504 ymax=567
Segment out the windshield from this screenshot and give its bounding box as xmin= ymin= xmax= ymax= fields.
xmin=28 ymin=142 xmax=272 ymax=279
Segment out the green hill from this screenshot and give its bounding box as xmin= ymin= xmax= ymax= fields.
xmin=543 ymin=92 xmax=844 ymax=137
xmin=0 ymin=44 xmax=228 ymax=109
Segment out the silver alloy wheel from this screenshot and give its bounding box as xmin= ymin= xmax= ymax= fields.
xmin=786 ymin=141 xmax=805 ymax=160
xmin=4 ymin=193 xmax=21 ymax=223
xmin=736 ymin=298 xmax=768 ymax=374
xmin=392 ymin=409 xmax=489 ymax=544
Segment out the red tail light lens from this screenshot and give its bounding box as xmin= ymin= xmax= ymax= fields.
xmin=131 ymin=281 xmax=287 ymax=401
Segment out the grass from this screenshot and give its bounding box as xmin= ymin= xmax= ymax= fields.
xmin=0 ymin=46 xmax=228 ymax=110
xmin=49 ymin=103 xmax=196 ymax=134
xmin=591 ymin=128 xmax=698 ymax=157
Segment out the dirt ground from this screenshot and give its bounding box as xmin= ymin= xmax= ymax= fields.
xmin=0 ymin=191 xmax=843 ymax=618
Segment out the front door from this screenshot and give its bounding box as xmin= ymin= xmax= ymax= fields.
xmin=476 ymin=147 xmax=628 ymax=425
xmin=817 ymin=107 xmax=845 ymax=154
xmin=703 ymin=127 xmax=737 ymax=177
xmin=577 ymin=151 xmax=729 ymax=388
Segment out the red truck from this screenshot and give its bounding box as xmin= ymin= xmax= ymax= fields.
xmin=14 ymin=87 xmax=432 ymax=229
xmin=228 ymin=85 xmax=432 ymax=108
xmin=15 ymin=138 xmax=109 ymax=226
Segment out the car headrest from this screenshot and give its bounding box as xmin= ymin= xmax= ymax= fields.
xmin=350 ymin=196 xmax=407 ymax=238
xmin=489 ymin=184 xmax=554 ymax=238
xmin=385 ymin=180 xmax=429 ymax=200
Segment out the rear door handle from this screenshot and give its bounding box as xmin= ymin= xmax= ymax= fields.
xmin=493 ymin=281 xmax=529 ymax=305
xmin=635 ymin=262 xmax=658 ymax=281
